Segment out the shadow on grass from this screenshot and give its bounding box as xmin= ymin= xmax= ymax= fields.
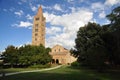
xmin=1 ymin=66 xmax=120 ymax=80
xmin=68 ymin=66 xmax=120 ymax=80
xmin=1 ymin=72 xmax=98 ymax=80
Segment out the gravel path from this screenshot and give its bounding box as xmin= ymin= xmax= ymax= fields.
xmin=0 ymin=65 xmax=62 ymax=77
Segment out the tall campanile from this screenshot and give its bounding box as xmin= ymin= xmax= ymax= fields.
xmin=32 ymin=6 xmax=46 ymax=46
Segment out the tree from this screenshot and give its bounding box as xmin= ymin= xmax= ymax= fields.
xmin=18 ymin=45 xmax=52 ymax=66
xmin=33 ymin=46 xmax=52 ymax=65
xmin=72 ymin=6 xmax=120 ymax=70
xmin=106 ymin=6 xmax=120 ymax=31
xmin=106 ymin=6 xmax=120 ymax=65
xmin=2 ymin=44 xmax=52 ymax=68
xmin=2 ymin=45 xmax=19 ymax=67
xmin=73 ymin=22 xmax=108 ymax=70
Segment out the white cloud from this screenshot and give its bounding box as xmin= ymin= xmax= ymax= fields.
xmin=39 ymin=4 xmax=62 ymax=12
xmin=91 ymin=2 xmax=104 ymax=11
xmin=53 ymin=4 xmax=62 ymax=11
xmin=44 ymin=12 xmax=56 ymax=22
xmin=12 ymin=21 xmax=32 ymax=28
xmin=67 ymin=0 xmax=74 ymax=3
xmin=46 ymin=34 xmax=75 ymax=49
xmin=31 ymin=6 xmax=37 ymax=11
xmin=26 ymin=14 xmax=33 ymax=20
xmin=14 ymin=10 xmax=24 ymax=16
xmin=91 ymin=0 xmax=120 ymax=12
xmin=105 ymin=20 xmax=111 ymax=25
xmin=1 ymin=42 xmax=31 ymax=52
xmin=44 ymin=8 xmax=93 ymax=49
xmin=41 ymin=5 xmax=52 ymax=10
xmin=30 ymin=3 xmax=37 ymax=11
xmin=99 ymin=11 xmax=106 ymax=19
xmin=19 ymin=21 xmax=32 ymax=27
xmin=46 ymin=26 xmax=62 ymax=35
xmin=105 ymin=0 xmax=120 ymax=6
xmin=47 ymin=10 xmax=92 ymax=30
xmin=67 ymin=0 xmax=84 ymax=3
xmin=90 ymin=18 xmax=97 ymax=23
xmin=69 ymin=7 xmax=76 ymax=13
xmin=17 ymin=42 xmax=31 ymax=48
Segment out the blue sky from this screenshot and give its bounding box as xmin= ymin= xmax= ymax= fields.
xmin=0 ymin=0 xmax=120 ymax=52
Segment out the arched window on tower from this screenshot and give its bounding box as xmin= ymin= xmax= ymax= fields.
xmin=35 ymin=24 xmax=38 ymax=27
xmin=36 ymin=17 xmax=39 ymax=21
xmin=35 ymin=29 xmax=38 ymax=32
xmin=35 ymin=33 xmax=38 ymax=36
xmin=35 ymin=38 xmax=37 ymax=41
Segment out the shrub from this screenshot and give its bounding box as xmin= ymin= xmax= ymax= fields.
xmin=71 ymin=61 xmax=80 ymax=67
xmin=29 ymin=64 xmax=51 ymax=68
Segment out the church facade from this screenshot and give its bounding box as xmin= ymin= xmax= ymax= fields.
xmin=49 ymin=45 xmax=76 ymax=64
xmin=32 ymin=6 xmax=76 ymax=64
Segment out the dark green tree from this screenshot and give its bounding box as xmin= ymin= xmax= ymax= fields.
xmin=106 ymin=6 xmax=120 ymax=65
xmin=73 ymin=22 xmax=108 ymax=70
xmin=3 ymin=45 xmax=19 ymax=67
xmin=72 ymin=6 xmax=120 ymax=70
xmin=106 ymin=6 xmax=120 ymax=30
xmin=18 ymin=44 xmax=52 ymax=66
xmin=3 ymin=44 xmax=52 ymax=68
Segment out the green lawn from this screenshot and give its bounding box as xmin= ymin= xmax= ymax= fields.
xmin=0 ymin=64 xmax=58 ymax=74
xmin=1 ymin=66 xmax=120 ymax=80
xmin=1 ymin=68 xmax=37 ymax=73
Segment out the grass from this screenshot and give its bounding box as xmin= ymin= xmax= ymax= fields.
xmin=1 ymin=68 xmax=37 ymax=73
xmin=0 ymin=64 xmax=58 ymax=74
xmin=1 ymin=65 xmax=120 ymax=80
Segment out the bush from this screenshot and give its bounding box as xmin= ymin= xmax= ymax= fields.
xmin=71 ymin=61 xmax=80 ymax=67
xmin=29 ymin=64 xmax=51 ymax=68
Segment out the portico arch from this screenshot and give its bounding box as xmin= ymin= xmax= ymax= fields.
xmin=56 ymin=59 xmax=59 ymax=64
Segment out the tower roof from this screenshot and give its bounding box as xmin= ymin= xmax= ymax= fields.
xmin=37 ymin=6 xmax=43 ymax=16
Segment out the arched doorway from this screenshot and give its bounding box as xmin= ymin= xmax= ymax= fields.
xmin=56 ymin=59 xmax=59 ymax=64
xmin=52 ymin=59 xmax=55 ymax=64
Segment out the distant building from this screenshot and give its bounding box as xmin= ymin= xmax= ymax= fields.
xmin=32 ymin=6 xmax=46 ymax=46
xmin=49 ymin=45 xmax=76 ymax=64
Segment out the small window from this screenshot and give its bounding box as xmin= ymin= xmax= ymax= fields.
xmin=35 ymin=33 xmax=38 ymax=36
xmin=54 ymin=49 xmax=56 ymax=52
xmin=35 ymin=38 xmax=37 ymax=41
xmin=35 ymin=29 xmax=38 ymax=32
xmin=36 ymin=17 xmax=39 ymax=20
xmin=59 ymin=49 xmax=60 ymax=52
xmin=35 ymin=24 xmax=38 ymax=27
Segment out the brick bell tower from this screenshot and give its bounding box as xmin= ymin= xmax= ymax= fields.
xmin=32 ymin=6 xmax=46 ymax=46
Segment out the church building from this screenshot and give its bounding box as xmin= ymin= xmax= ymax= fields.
xmin=49 ymin=45 xmax=76 ymax=64
xmin=32 ymin=6 xmax=76 ymax=64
